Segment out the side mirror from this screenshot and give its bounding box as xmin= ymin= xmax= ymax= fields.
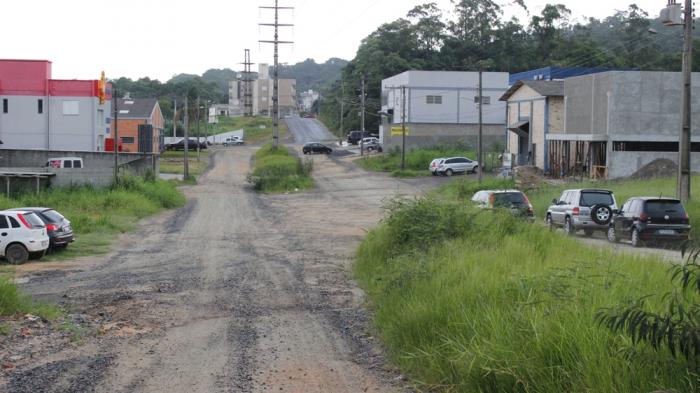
xmin=551 ymin=199 xmax=558 ymax=205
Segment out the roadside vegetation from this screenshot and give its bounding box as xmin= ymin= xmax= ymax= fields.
xmin=160 ymin=150 xmax=210 ymax=178
xmin=248 ymin=144 xmax=314 ymax=193
xmin=355 ymin=177 xmax=700 ymax=392
xmin=357 ymin=145 xmax=503 ymax=177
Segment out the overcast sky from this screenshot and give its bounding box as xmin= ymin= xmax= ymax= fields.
xmin=1 ymin=0 xmax=666 ymax=82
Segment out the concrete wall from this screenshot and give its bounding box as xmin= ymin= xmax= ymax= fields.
xmin=381 ymin=123 xmax=505 ymax=152
xmin=608 ymin=151 xmax=700 ymax=179
xmin=0 ymin=149 xmax=156 ymax=188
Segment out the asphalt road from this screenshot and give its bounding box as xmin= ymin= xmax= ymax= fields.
xmin=284 ymin=116 xmax=337 ymax=144
xmin=4 ymin=147 xmax=450 ymax=393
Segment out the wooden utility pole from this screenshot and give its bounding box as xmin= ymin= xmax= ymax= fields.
xmin=478 ymin=69 xmax=484 ymax=184
xmin=259 ymin=0 xmax=294 ymax=147
xmin=360 ymin=75 xmax=366 ymax=156
xmin=173 ymin=99 xmax=177 ymax=138
xmin=678 ymin=0 xmax=693 ymax=202
xmin=113 ymin=91 xmax=119 ymax=184
xmin=340 ymin=81 xmax=345 ymax=143
xmin=196 ymin=96 xmax=201 ymax=161
xmin=401 ymin=85 xmax=407 ymax=171
xmin=184 ymin=97 xmax=190 ymax=179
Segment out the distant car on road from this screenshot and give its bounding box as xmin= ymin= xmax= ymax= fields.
xmin=302 ymin=142 xmax=332 ymax=155
xmin=223 ymin=136 xmax=244 ymax=146
xmin=546 ymin=189 xmax=617 ymax=236
xmin=347 ymin=131 xmax=374 ymax=145
xmin=607 ymin=197 xmax=691 ymax=247
xmin=0 ymin=210 xmax=49 ymax=264
xmin=471 ymin=190 xmax=534 ymax=220
xmin=10 ymin=208 xmax=73 ymax=250
xmin=361 ymin=138 xmax=383 ymax=152
xmin=431 ymin=157 xmax=479 ymax=176
xmin=165 ymin=139 xmax=207 ymax=151
xmin=46 ymin=157 xmax=83 ymax=169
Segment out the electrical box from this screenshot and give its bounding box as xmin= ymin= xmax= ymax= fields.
xmin=660 ymin=3 xmax=683 ymax=26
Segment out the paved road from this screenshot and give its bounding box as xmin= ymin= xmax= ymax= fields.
xmin=284 ymin=116 xmax=337 ymax=144
xmin=6 ymin=148 xmax=450 ymax=392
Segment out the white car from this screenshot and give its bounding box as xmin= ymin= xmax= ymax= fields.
xmin=46 ymin=157 xmax=83 ymax=169
xmin=429 ymin=158 xmax=445 ymax=175
xmin=359 ymin=137 xmax=379 ymax=146
xmin=0 ymin=210 xmax=49 ymax=264
xmin=433 ymin=157 xmax=479 ymax=176
xmin=223 ymin=136 xmax=244 ymax=146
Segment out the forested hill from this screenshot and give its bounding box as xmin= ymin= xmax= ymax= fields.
xmin=319 ymin=1 xmax=700 ymax=135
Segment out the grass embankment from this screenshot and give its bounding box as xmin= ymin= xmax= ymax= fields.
xmin=0 ymin=176 xmax=185 ymax=319
xmin=355 ymin=177 xmax=700 ymax=392
xmin=358 ymin=146 xmax=501 ymax=177
xmin=159 ymin=150 xmax=210 ymax=178
xmin=249 ymin=144 xmax=313 ymax=193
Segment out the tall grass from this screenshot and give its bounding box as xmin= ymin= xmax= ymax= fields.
xmin=249 ymin=144 xmax=314 ymax=192
xmin=355 ymin=196 xmax=700 ymax=392
xmin=0 ymin=277 xmax=60 ymax=319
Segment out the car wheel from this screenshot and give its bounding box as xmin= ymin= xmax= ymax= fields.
xmin=607 ymin=226 xmax=619 ymax=243
xmin=591 ymin=204 xmax=613 ymax=225
xmin=471 ymin=166 xmax=479 ymax=174
xmin=564 ymin=217 xmax=575 ymax=236
xmin=5 ymin=244 xmax=28 ymax=264
xmin=445 ymin=169 xmax=454 ymax=177
xmin=546 ymin=214 xmax=554 ymax=231
xmin=431 ymin=172 xmax=437 ymax=176
xmin=631 ymin=228 xmax=642 ymax=248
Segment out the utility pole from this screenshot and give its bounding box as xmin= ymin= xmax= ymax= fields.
xmin=260 ymin=0 xmax=294 ymax=147
xmin=401 ymin=85 xmax=407 ymax=171
xmin=196 ymin=96 xmax=201 ymax=161
xmin=340 ymin=81 xmax=345 ymax=143
xmin=241 ymin=49 xmax=254 ymax=117
xmin=113 ymin=90 xmax=119 ymax=184
xmin=361 ymin=74 xmax=366 ymax=156
xmin=478 ymin=69 xmax=484 ymax=184
xmin=679 ymin=0 xmax=692 ymax=202
xmin=173 ymin=99 xmax=177 ymax=138
xmin=184 ymin=97 xmax=190 ymax=179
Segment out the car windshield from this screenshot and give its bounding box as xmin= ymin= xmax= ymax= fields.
xmin=579 ymin=192 xmax=614 ymax=207
xmin=42 ymin=209 xmax=65 ymax=223
xmin=23 ymin=212 xmax=45 ymax=228
xmin=493 ymin=192 xmax=526 ymax=207
xmin=645 ymin=200 xmax=686 ymax=217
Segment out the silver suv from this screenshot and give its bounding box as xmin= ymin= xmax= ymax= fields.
xmin=430 ymin=157 xmax=478 ymax=176
xmin=546 ymin=189 xmax=617 ymax=236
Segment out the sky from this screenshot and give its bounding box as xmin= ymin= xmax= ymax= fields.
xmin=0 ymin=0 xmax=667 ymax=82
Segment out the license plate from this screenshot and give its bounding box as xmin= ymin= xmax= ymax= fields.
xmin=658 ymin=229 xmax=676 ymax=235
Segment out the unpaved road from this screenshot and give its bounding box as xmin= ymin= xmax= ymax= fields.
xmin=3 ymin=147 xmax=449 ymax=392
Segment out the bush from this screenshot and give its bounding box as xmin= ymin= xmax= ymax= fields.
xmin=0 ymin=278 xmax=60 ymax=319
xmin=249 ymin=144 xmax=314 ymax=192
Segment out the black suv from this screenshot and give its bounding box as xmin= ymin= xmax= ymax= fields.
xmin=607 ymin=197 xmax=691 ymax=247
xmin=302 ymin=142 xmax=332 ymax=155
xmin=166 ymin=138 xmax=207 ymax=151
xmin=347 ymin=131 xmax=373 ymax=145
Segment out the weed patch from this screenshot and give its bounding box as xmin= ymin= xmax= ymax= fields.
xmin=249 ymin=144 xmax=314 ymax=193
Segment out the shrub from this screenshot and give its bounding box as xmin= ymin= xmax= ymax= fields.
xmin=249 ymin=144 xmax=314 ymax=192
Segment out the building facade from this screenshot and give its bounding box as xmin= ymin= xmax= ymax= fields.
xmin=380 ymin=70 xmax=509 ymax=151
xmin=228 ymin=64 xmax=296 ymax=117
xmin=112 ymin=98 xmax=164 ymax=153
xmin=0 ymin=59 xmax=112 ymax=152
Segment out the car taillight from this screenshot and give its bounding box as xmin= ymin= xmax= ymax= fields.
xmin=46 ymin=224 xmax=58 ymax=231
xmin=489 ymin=194 xmax=496 ymax=208
xmin=528 ymin=205 xmax=534 ymax=214
xmin=17 ymin=214 xmax=32 ymax=229
xmin=572 ymin=207 xmax=580 ymax=216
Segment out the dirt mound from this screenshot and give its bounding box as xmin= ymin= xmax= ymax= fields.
xmin=514 ymin=166 xmax=544 ymax=190
xmin=631 ymin=159 xmax=677 ymax=179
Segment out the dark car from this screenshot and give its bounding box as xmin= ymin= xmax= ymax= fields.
xmin=607 ymin=197 xmax=691 ymax=247
xmin=302 ymin=142 xmax=332 ymax=155
xmin=347 ymin=131 xmax=373 ymax=145
xmin=10 ymin=207 xmax=73 ymax=249
xmin=166 ymin=138 xmax=207 ymax=151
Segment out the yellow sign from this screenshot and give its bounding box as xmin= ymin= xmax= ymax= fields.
xmin=390 ymin=126 xmax=410 ymax=136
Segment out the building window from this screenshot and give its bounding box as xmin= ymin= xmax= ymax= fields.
xmin=474 ymin=96 xmax=491 ymax=105
xmin=38 ymin=99 xmax=43 ymax=114
xmin=613 ymin=141 xmax=700 ymax=152
xmin=121 ymin=136 xmax=135 ymax=144
xmin=62 ymin=100 xmax=79 ymax=115
xmin=2 ymin=99 xmax=7 ymax=113
xmin=426 ymin=95 xmax=442 ymax=104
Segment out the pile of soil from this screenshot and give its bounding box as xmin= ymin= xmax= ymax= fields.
xmin=630 ymin=159 xmax=677 ymax=179
xmin=514 ymin=166 xmax=544 ymax=191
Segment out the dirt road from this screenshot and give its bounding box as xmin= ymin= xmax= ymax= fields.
xmin=4 ymin=147 xmax=448 ymax=392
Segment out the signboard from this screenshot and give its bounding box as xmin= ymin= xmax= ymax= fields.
xmin=390 ymin=126 xmax=410 ymax=136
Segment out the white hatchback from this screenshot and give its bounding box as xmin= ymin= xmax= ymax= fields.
xmin=0 ymin=210 xmax=49 ymax=264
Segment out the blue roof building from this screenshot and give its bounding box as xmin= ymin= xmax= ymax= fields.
xmin=509 ymin=66 xmax=624 ymax=85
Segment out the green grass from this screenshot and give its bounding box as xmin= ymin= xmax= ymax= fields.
xmin=249 ymin=144 xmax=314 ymax=193
xmin=354 ymin=179 xmax=700 ymax=392
xmin=358 ymin=146 xmax=502 ymax=177
xmin=198 ymin=116 xmax=287 ymax=145
xmin=160 ymin=150 xmax=210 ymax=177
xmin=0 ymin=277 xmax=61 ymax=319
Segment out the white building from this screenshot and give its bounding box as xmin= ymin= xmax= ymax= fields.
xmin=300 ymin=90 xmax=319 ymax=112
xmin=381 ymin=70 xmax=509 ymax=151
xmin=229 ymin=64 xmax=296 ymax=117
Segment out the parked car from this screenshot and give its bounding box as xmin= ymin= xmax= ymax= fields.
xmin=0 ymin=210 xmax=49 ymax=264
xmin=429 ymin=158 xmax=445 ymax=176
xmin=166 ymin=138 xmax=207 ymax=151
xmin=359 ymin=137 xmax=379 ymax=146
xmin=471 ymin=190 xmax=534 ymax=220
xmin=223 ymin=136 xmax=244 ymax=146
xmin=46 ymin=157 xmax=83 ymax=169
xmin=302 ymin=142 xmax=333 ymax=155
xmin=432 ymin=157 xmax=479 ymax=176
xmin=607 ymin=197 xmax=691 ymax=247
xmin=10 ymin=208 xmax=73 ymax=250
xmin=364 ymin=140 xmax=383 ymax=153
xmin=546 ymin=189 xmax=618 ymax=235
xmin=347 ymin=131 xmax=374 ymax=145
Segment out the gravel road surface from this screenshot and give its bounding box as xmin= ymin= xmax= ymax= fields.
xmin=4 ymin=148 xmax=449 ymax=393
